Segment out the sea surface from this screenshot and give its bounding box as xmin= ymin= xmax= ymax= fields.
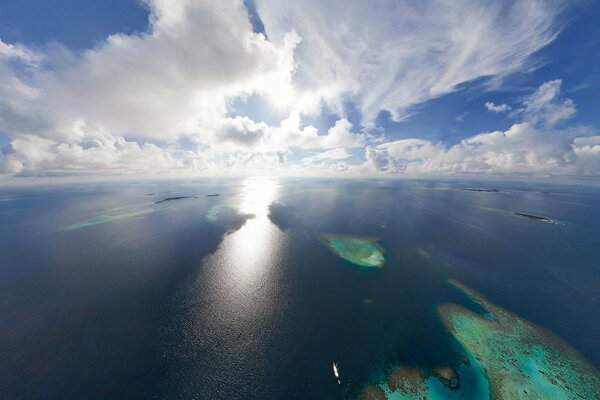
xmin=1 ymin=177 xmax=599 ymax=399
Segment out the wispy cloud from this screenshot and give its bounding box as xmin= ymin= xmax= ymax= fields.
xmin=256 ymin=0 xmax=564 ymax=125
xmin=485 ymin=102 xmax=512 ymax=113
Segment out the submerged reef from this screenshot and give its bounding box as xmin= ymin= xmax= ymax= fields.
xmin=64 ymin=208 xmax=153 ymax=230
xmin=64 ymin=195 xmax=200 ymax=230
xmin=318 ymin=233 xmax=385 ymax=269
xmin=355 ymin=280 xmax=600 ymax=399
xmin=356 ymin=361 xmax=477 ymax=400
xmin=205 ymin=204 xmax=237 ymax=223
xmin=416 ymin=248 xmax=432 ymax=259
xmin=357 ymin=385 xmax=387 ymax=400
xmin=205 ymin=204 xmax=254 ymax=232
xmin=432 ymin=366 xmax=460 ymax=390
xmin=387 ymin=366 xmax=427 ymax=396
xmin=438 ymin=279 xmax=600 ymax=399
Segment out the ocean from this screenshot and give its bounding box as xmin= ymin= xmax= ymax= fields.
xmin=1 ymin=177 xmax=599 ymax=399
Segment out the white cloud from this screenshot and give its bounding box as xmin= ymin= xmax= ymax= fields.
xmin=31 ymin=0 xmax=298 ymax=141
xmin=0 ymin=0 xmax=302 ymax=176
xmin=267 ymin=114 xmax=367 ymax=151
xmin=0 ymin=122 xmax=189 ymax=176
xmin=572 ymin=136 xmax=600 ymax=176
xmin=0 ymin=38 xmax=43 ymax=65
xmin=256 ymin=0 xmax=564 ymax=125
xmin=520 ymin=79 xmax=576 ymax=125
xmin=218 ymin=117 xmax=268 ymax=148
xmin=485 ymin=102 xmax=511 ymax=113
xmin=2 ymin=0 xmax=598 ymax=180
xmin=455 ymin=112 xmax=469 ymax=122
xmin=302 ymin=148 xmax=351 ymax=164
xmin=366 ymin=123 xmax=585 ymax=176
xmin=365 ymin=80 xmax=598 ymax=176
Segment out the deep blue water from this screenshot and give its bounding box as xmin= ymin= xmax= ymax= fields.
xmin=1 ymin=178 xmax=599 ymax=399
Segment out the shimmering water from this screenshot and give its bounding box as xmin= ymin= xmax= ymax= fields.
xmin=1 ymin=178 xmax=599 ymax=399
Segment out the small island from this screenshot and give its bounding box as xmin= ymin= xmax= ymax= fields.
xmin=512 ymin=211 xmax=553 ymax=222
xmin=154 ymin=196 xmax=197 ymax=204
xmin=460 ymin=188 xmax=501 ymax=192
xmin=318 ymin=233 xmax=385 ymax=269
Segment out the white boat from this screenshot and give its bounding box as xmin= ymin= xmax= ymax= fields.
xmin=333 ymin=362 xmax=340 ymax=384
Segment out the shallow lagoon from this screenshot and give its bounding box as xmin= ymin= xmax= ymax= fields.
xmin=1 ymin=178 xmax=599 ymax=399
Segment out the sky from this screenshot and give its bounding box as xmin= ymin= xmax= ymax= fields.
xmin=1 ymin=0 xmax=600 ymax=182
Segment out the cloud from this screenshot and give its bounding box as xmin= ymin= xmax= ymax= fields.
xmin=268 ymin=114 xmax=367 ymax=151
xmin=2 ymin=0 xmax=597 ymax=180
xmin=256 ymin=0 xmax=564 ymax=125
xmin=366 ymin=123 xmax=585 ymax=176
xmin=485 ymin=102 xmax=511 ymax=113
xmin=455 ymin=112 xmax=469 ymax=122
xmin=0 ymin=122 xmax=189 ymax=176
xmin=0 ymin=0 xmax=367 ymax=178
xmin=302 ymin=148 xmax=351 ymax=164
xmin=219 ymin=116 xmax=268 ymax=148
xmin=0 ymin=39 xmax=44 ymax=65
xmin=0 ymin=0 xmax=302 ymax=176
xmin=572 ymin=136 xmax=600 ymax=175
xmin=365 ymin=80 xmax=598 ymax=176
xmin=33 ymin=0 xmax=299 ymax=140
xmin=520 ymin=79 xmax=575 ymax=125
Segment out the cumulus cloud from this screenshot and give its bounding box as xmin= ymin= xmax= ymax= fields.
xmin=485 ymin=102 xmax=512 ymax=113
xmin=0 ymin=122 xmax=189 ymax=176
xmin=572 ymin=136 xmax=600 ymax=175
xmin=37 ymin=0 xmax=298 ymax=140
xmin=218 ymin=117 xmax=268 ymax=148
xmin=366 ymin=80 xmax=599 ymax=176
xmin=256 ymin=0 xmax=564 ymax=125
xmin=0 ymin=0 xmax=373 ymax=177
xmin=272 ymin=115 xmax=366 ymax=150
xmin=0 ymin=0 xmax=302 ymax=176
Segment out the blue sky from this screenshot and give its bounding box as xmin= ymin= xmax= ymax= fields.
xmin=1 ymin=0 xmax=600 ymax=180
xmin=0 ymin=0 xmax=149 ymax=50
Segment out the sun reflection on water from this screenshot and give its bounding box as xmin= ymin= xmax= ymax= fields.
xmin=212 ymin=176 xmax=285 ymax=311
xmin=176 ymin=177 xmax=288 ymax=382
xmin=238 ymin=176 xmax=280 ymax=218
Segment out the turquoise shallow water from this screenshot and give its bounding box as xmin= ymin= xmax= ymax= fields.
xmin=1 ymin=178 xmax=599 ymax=399
xmin=319 ymin=233 xmax=385 ymax=269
